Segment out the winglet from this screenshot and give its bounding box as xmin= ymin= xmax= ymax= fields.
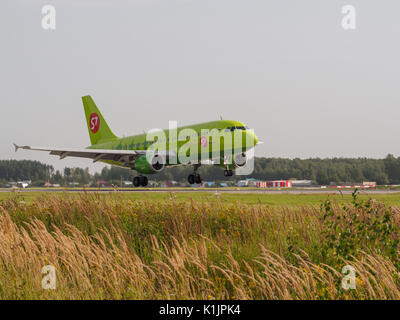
xmin=13 ymin=144 xmax=30 ymax=152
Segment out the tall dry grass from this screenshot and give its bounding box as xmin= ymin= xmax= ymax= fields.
xmin=0 ymin=192 xmax=399 ymax=299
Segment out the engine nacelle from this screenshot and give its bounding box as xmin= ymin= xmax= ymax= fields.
xmin=134 ymin=154 xmax=165 ymax=174
xmin=233 ymin=152 xmax=247 ymax=168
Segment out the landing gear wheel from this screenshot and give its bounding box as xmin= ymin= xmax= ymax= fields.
xmin=188 ymin=164 xmax=202 ymax=185
xmin=188 ymin=174 xmax=202 ymax=185
xmin=140 ymin=176 xmax=148 ymax=187
xmin=194 ymin=174 xmax=202 ymax=184
xmin=224 ymin=170 xmax=233 ymax=177
xmin=133 ymin=176 xmax=141 ymax=187
xmin=133 ymin=176 xmax=148 ymax=187
xmin=188 ymin=174 xmax=195 ymax=185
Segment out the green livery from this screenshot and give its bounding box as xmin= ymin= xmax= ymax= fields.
xmin=15 ymin=95 xmax=259 ymax=187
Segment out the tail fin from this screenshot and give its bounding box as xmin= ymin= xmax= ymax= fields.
xmin=82 ymin=95 xmax=117 ymax=145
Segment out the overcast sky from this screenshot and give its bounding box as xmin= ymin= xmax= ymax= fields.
xmin=1 ymin=0 xmax=399 ymax=173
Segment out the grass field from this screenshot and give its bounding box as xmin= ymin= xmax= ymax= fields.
xmin=3 ymin=189 xmax=400 ymax=207
xmin=1 ymin=190 xmax=400 ymax=299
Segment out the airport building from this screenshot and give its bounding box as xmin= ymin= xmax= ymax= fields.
xmin=237 ymin=178 xmax=259 ymax=187
xmin=257 ymin=180 xmax=293 ymax=188
xmin=291 ymin=180 xmax=312 ymax=187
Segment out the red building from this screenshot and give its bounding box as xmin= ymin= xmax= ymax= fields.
xmin=257 ymin=180 xmax=293 ymax=188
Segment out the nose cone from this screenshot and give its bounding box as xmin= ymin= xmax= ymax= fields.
xmin=245 ymin=130 xmax=258 ymax=148
xmin=253 ymin=133 xmax=258 ymax=146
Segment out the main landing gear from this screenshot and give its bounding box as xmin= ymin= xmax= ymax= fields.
xmin=188 ymin=173 xmax=202 ymax=185
xmin=188 ymin=164 xmax=202 ymax=185
xmin=133 ymin=176 xmax=148 ymax=187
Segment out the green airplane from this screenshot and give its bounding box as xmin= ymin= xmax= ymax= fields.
xmin=14 ymin=96 xmax=259 ymax=187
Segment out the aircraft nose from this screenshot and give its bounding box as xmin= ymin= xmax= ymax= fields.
xmin=253 ymin=133 xmax=258 ymax=146
xmin=245 ymin=130 xmax=258 ymax=147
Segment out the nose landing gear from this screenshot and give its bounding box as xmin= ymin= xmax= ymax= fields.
xmin=224 ymin=169 xmax=233 ymax=177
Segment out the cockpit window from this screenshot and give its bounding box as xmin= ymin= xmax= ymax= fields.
xmin=224 ymin=126 xmax=246 ymax=132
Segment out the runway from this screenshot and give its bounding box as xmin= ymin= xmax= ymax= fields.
xmin=1 ymin=187 xmax=400 ymax=195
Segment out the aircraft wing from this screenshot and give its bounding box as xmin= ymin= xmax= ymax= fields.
xmin=13 ymin=144 xmax=170 ymax=166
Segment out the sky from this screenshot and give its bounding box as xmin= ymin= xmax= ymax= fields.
xmin=1 ymin=0 xmax=400 ymax=173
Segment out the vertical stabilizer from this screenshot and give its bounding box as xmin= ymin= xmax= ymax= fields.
xmin=82 ymin=95 xmax=117 ymax=145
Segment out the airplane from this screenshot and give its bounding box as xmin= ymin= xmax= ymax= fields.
xmin=14 ymin=95 xmax=259 ymax=187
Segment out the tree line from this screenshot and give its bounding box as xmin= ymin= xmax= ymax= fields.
xmin=1 ymin=155 xmax=400 ymax=186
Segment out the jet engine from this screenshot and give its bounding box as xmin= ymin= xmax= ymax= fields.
xmin=233 ymin=152 xmax=247 ymax=168
xmin=134 ymin=154 xmax=165 ymax=174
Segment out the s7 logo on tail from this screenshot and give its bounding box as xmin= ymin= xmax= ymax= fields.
xmin=90 ymin=113 xmax=100 ymax=133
